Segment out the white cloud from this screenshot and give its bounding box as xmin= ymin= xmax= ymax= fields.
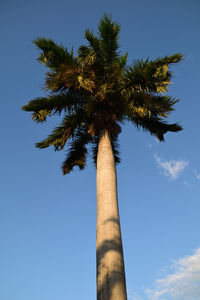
xmin=154 ymin=154 xmax=189 ymax=180
xmin=146 ymin=248 xmax=200 ymax=300
xmin=128 ymin=291 xmax=144 ymax=300
xmin=193 ymin=170 xmax=200 ymax=180
xmin=182 ymin=180 xmax=189 ymax=186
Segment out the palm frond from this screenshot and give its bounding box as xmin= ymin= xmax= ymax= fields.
xmin=33 ymin=37 xmax=78 ymax=70
xmin=44 ymin=63 xmax=96 ymax=93
xmin=130 ymin=115 xmax=182 ymax=141
xmin=98 ymin=14 xmax=121 ymax=64
xmin=78 ymin=45 xmax=92 ymax=62
xmin=35 ymin=110 xmax=85 ymax=150
xmin=22 ymin=92 xmax=83 ymax=122
xmin=125 ymin=53 xmax=183 ymax=94
xmin=44 ymin=68 xmax=80 ymax=92
xmin=154 ymin=53 xmax=183 ymax=66
xmin=79 ymin=33 xmax=103 ymax=69
xmin=128 ymin=92 xmax=180 ymax=117
xmin=85 ymin=30 xmax=101 ymax=53
xmin=117 ymin=52 xmax=128 ymax=69
xmin=62 ymin=128 xmax=91 ymax=174
xmin=125 ymin=58 xmax=168 ymax=93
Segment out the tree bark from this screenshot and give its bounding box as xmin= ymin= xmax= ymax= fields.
xmin=96 ymin=129 xmax=127 ymax=300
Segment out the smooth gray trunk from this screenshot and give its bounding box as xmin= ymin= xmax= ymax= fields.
xmin=96 ymin=130 xmax=127 ymax=300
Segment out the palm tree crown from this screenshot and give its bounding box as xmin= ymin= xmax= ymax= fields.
xmin=22 ymin=14 xmax=182 ymax=174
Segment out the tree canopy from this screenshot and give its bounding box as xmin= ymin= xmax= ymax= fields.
xmin=22 ymin=14 xmax=183 ymax=174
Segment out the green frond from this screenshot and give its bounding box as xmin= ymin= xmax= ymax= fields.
xmin=78 ymin=45 xmax=91 ymax=62
xmin=125 ymin=58 xmax=153 ymax=92
xmin=35 ymin=110 xmax=85 ymax=150
xmin=44 ymin=62 xmax=95 ymax=93
xmin=85 ymin=30 xmax=101 ymax=52
xmin=22 ymin=92 xmax=83 ymax=122
xmin=125 ymin=58 xmax=169 ymax=93
xmin=98 ymin=14 xmax=121 ymax=64
xmin=117 ymin=52 xmax=128 ymax=69
xmin=36 ymin=125 xmax=71 ymax=150
xmin=125 ymin=53 xmax=183 ymax=94
xmin=33 ymin=37 xmax=78 ymax=70
xmin=32 ymin=109 xmax=51 ymax=123
xmin=62 ymin=128 xmax=91 ymax=174
xmin=128 ymin=92 xmax=180 ymax=118
xmin=77 ymin=72 xmax=96 ymax=92
xmin=129 ymin=115 xmax=182 ymax=141
xmin=154 ymin=53 xmax=183 ymax=66
xmin=78 ymin=46 xmax=101 ymax=67
xmin=80 ymin=31 xmax=103 ymax=67
xmin=149 ymin=95 xmax=179 ymax=116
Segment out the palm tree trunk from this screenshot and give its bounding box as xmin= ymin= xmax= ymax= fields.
xmin=96 ymin=129 xmax=127 ymax=300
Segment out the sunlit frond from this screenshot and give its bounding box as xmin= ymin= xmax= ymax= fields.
xmin=36 ymin=110 xmax=85 ymax=150
xmin=33 ymin=37 xmax=78 ymax=70
xmin=128 ymin=92 xmax=180 ymax=118
xmin=78 ymin=45 xmax=94 ymax=64
xmin=125 ymin=53 xmax=183 ymax=94
xmin=22 ymin=92 xmax=83 ymax=122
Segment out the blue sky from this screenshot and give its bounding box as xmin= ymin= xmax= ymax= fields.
xmin=1 ymin=0 xmax=200 ymax=299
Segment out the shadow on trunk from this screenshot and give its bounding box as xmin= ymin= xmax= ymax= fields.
xmin=96 ymin=217 xmax=126 ymax=300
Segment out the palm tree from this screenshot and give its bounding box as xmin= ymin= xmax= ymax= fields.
xmin=22 ymin=14 xmax=183 ymax=300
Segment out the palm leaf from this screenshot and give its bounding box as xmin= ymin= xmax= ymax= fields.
xmin=125 ymin=54 xmax=183 ymax=94
xmin=84 ymin=30 xmax=102 ymax=53
xmin=78 ymin=45 xmax=92 ymax=63
xmin=33 ymin=37 xmax=78 ymax=70
xmin=98 ymin=14 xmax=121 ymax=64
xmin=62 ymin=128 xmax=91 ymax=174
xmin=22 ymin=92 xmax=83 ymax=122
xmin=35 ymin=110 xmax=85 ymax=150
xmin=117 ymin=52 xmax=128 ymax=69
xmin=128 ymin=92 xmax=180 ymax=117
xmin=130 ymin=115 xmax=182 ymax=141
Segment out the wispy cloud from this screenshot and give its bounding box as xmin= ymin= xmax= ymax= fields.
xmin=182 ymin=180 xmax=189 ymax=186
xmin=148 ymin=144 xmax=153 ymax=149
xmin=128 ymin=290 xmax=144 ymax=300
xmin=193 ymin=169 xmax=200 ymax=180
xmin=146 ymin=248 xmax=200 ymax=300
xmin=154 ymin=154 xmax=189 ymax=180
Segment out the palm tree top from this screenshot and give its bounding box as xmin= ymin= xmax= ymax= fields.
xmin=22 ymin=14 xmax=183 ymax=174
